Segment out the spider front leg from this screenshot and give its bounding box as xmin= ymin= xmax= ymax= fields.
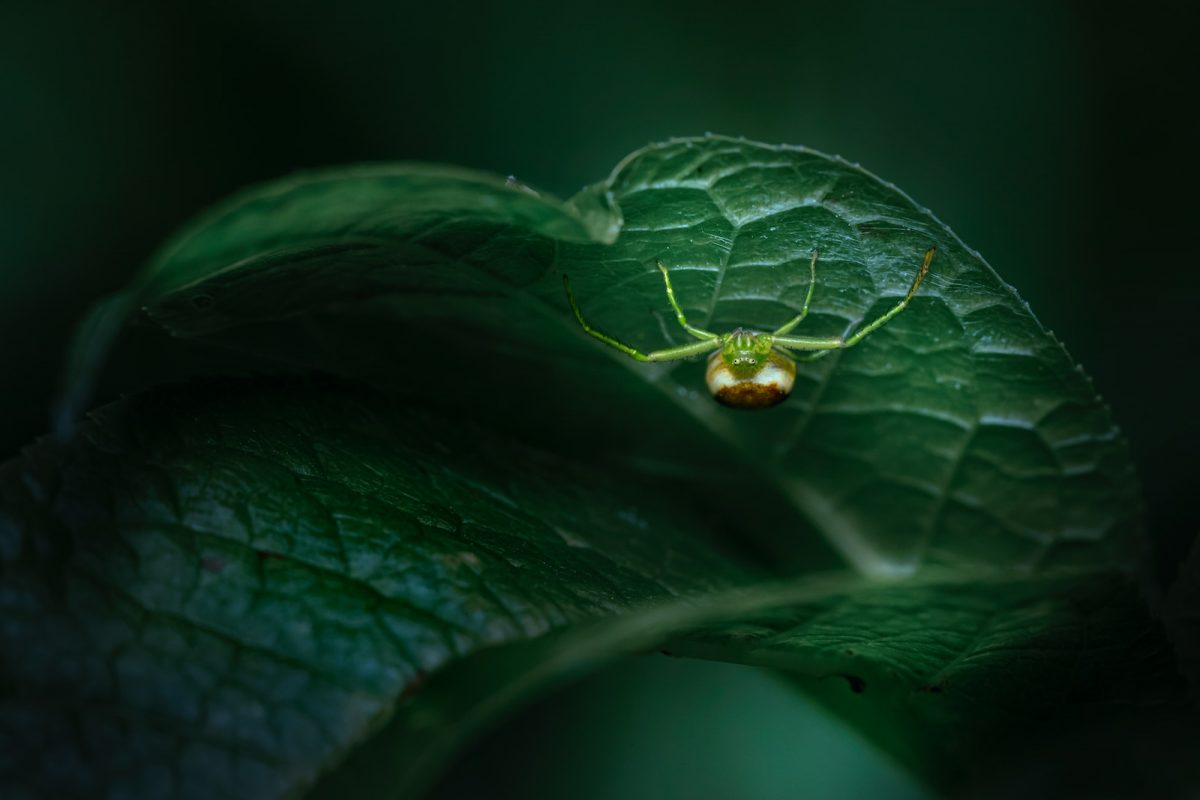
xmin=773 ymin=246 xmax=936 ymax=362
xmin=656 ymin=261 xmax=718 ymax=341
xmin=563 ymin=275 xmax=723 ymax=363
xmin=772 ymin=250 xmax=819 ymax=336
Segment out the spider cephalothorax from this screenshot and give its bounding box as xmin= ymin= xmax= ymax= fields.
xmin=563 ymin=247 xmax=934 ymax=409
xmin=721 ymin=328 xmax=774 ymax=374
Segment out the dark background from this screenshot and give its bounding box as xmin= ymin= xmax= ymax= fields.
xmin=2 ymin=1 xmax=1195 ymax=796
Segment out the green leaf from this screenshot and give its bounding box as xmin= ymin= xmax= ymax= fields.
xmin=40 ymin=136 xmax=1164 ymax=796
xmin=0 ymin=382 xmax=1171 ymax=795
xmin=315 ymin=567 xmax=1173 ymax=798
xmin=0 ymin=379 xmax=749 ymax=798
xmin=54 ymin=163 xmax=620 ymax=439
xmin=63 ymin=136 xmax=1140 ymax=576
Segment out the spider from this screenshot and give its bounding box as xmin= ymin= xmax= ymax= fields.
xmin=563 ymin=247 xmax=935 ymax=409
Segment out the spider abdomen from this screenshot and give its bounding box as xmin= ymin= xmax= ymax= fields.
xmin=705 ymin=350 xmax=796 ymax=409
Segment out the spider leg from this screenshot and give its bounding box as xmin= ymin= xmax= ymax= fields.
xmin=772 ymin=250 xmax=819 ymax=336
xmin=563 ymin=274 xmax=722 ymax=363
xmin=657 ymin=261 xmax=718 ymax=340
xmin=773 ymin=334 xmax=843 ymax=363
xmin=773 ymin=247 xmax=935 ymax=361
xmin=837 ymin=246 xmax=934 ymax=349
xmin=645 ymin=338 xmax=724 ymax=361
xmin=795 ymin=348 xmax=838 ymax=363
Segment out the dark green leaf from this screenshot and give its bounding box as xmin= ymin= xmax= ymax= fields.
xmin=4 ymin=381 xmax=1173 ymax=797
xmin=63 ymin=136 xmax=1140 ymax=576
xmin=40 ymin=137 xmax=1165 ymax=797
xmin=1 ymin=379 xmax=747 ymax=797
xmin=316 ymin=567 xmax=1173 ymax=797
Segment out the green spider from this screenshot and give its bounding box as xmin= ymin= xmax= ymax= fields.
xmin=563 ymin=247 xmax=935 ymax=409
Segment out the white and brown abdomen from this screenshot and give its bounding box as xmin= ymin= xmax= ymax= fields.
xmin=705 ymin=350 xmax=797 ymax=409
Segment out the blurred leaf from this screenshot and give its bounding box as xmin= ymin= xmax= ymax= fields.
xmin=63 ymin=136 xmax=1140 ymax=576
xmin=54 ymin=163 xmax=620 ymax=438
xmin=317 ymin=566 xmax=1172 ymax=798
xmin=0 ymin=380 xmax=1170 ymax=795
xmin=0 ymin=379 xmax=748 ymax=798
